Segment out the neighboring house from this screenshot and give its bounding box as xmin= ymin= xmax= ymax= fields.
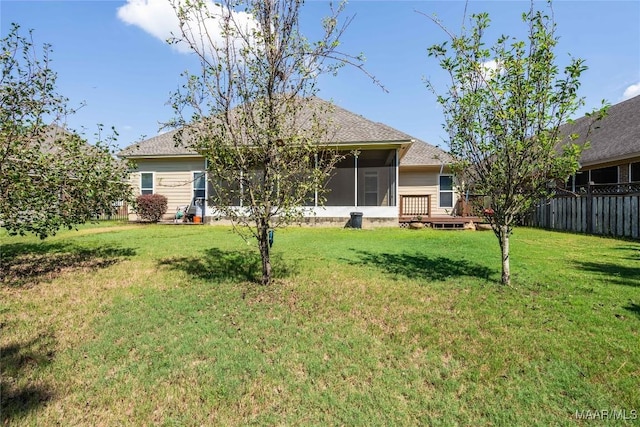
xmin=562 ymin=94 xmax=640 ymax=190
xmin=118 ymin=99 xmax=462 ymax=226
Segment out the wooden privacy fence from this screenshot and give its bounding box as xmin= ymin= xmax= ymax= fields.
xmin=526 ymin=183 xmax=640 ymax=239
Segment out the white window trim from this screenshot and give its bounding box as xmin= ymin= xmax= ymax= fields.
xmin=438 ymin=174 xmax=454 ymax=208
xmin=192 ymin=170 xmax=207 ymax=216
xmin=193 ymin=170 xmax=206 ymax=198
xmin=140 ymin=172 xmax=154 ymax=195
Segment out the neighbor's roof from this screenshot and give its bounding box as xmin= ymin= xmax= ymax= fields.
xmin=560 ymin=94 xmax=640 ymax=167
xmin=117 ymin=98 xmax=451 ymax=165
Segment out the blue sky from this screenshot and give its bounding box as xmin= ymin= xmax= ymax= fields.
xmin=2 ymin=0 xmax=639 ymax=150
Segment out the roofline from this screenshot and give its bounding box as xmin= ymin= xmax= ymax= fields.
xmin=118 ymin=153 xmax=202 ymax=160
xmin=323 ymin=139 xmax=413 ymax=150
xmin=118 ymin=139 xmax=415 ymax=159
xmin=580 ymin=152 xmax=640 ymax=168
xmin=400 ymin=163 xmax=452 ymax=169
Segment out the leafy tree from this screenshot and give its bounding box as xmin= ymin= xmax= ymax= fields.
xmin=168 ymin=0 xmax=379 ymax=285
xmin=423 ymin=2 xmax=607 ymax=285
xmin=1 ymin=24 xmax=131 ymax=238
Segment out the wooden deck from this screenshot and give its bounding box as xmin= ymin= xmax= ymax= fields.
xmin=398 ymin=194 xmax=484 ymax=229
xmin=399 ymin=215 xmax=483 ymax=229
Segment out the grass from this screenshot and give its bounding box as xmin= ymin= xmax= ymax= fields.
xmin=1 ymin=223 xmax=638 ymax=425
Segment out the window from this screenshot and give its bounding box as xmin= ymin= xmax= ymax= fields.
xmin=140 ymin=172 xmax=154 ymax=195
xmin=631 ymin=162 xmax=640 ymax=182
xmin=589 ymin=166 xmax=618 ymax=184
xmin=193 ymin=171 xmax=206 ymax=199
xmin=567 ymin=171 xmax=589 ymax=190
xmin=439 ymin=175 xmax=454 ymax=208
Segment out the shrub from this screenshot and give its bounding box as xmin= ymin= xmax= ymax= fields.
xmin=135 ymin=194 xmax=168 ymax=222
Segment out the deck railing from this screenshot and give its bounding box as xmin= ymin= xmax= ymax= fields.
xmin=566 ymin=182 xmax=640 ymax=196
xmin=400 ymin=195 xmax=430 ymax=217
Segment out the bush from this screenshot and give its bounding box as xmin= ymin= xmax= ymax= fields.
xmin=135 ymin=194 xmax=168 ymax=222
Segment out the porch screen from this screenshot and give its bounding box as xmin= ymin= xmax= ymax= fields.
xmin=209 ymin=173 xmax=241 ymax=206
xmin=324 ymin=149 xmax=397 ymax=207
xmin=357 ymin=149 xmax=396 ymax=207
xmin=325 ymin=154 xmax=355 ymax=206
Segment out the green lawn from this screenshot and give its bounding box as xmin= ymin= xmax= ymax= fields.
xmin=1 ymin=223 xmax=638 ymax=425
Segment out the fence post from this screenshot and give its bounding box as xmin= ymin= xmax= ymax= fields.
xmin=544 ymin=197 xmax=550 ymax=229
xmin=586 ymin=182 xmax=593 ymax=234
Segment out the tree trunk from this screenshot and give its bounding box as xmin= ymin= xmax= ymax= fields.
xmin=499 ymin=225 xmax=510 ymax=285
xmin=258 ymin=221 xmax=272 ymax=285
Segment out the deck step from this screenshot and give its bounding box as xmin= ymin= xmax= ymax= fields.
xmin=431 ymin=222 xmax=465 ymax=229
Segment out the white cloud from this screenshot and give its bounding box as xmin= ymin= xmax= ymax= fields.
xmin=117 ymin=0 xmax=258 ymax=54
xmin=117 ymin=0 xmax=183 ymax=51
xmin=622 ymin=82 xmax=640 ymax=100
xmin=481 ymin=60 xmax=501 ymax=81
xmin=459 ymin=60 xmax=501 ymax=90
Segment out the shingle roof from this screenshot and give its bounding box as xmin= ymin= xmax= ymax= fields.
xmin=401 ymin=139 xmax=452 ymax=166
xmin=117 ymin=98 xmax=451 ymax=165
xmin=317 ymin=100 xmax=417 ymax=143
xmin=560 ymin=94 xmax=640 ymax=166
xmin=118 ymin=129 xmax=193 ymax=157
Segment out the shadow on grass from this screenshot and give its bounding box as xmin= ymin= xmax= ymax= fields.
xmin=624 ymin=303 xmax=640 ymax=319
xmin=158 ymin=248 xmax=298 ymax=284
xmin=615 ymin=245 xmax=640 ymax=261
xmin=572 ymin=261 xmax=640 ymax=287
xmin=349 ymin=250 xmax=496 ymax=283
xmin=0 ymin=333 xmax=56 ymax=423
xmin=1 ymin=242 xmax=136 ymax=288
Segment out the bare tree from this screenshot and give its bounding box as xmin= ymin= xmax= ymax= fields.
xmin=168 ymin=0 xmax=380 ymax=285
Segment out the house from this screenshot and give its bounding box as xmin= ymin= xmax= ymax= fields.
xmin=563 ymin=94 xmax=640 ymax=190
xmin=118 ymin=99 xmax=464 ymax=227
xmin=529 ymin=95 xmax=640 ymax=238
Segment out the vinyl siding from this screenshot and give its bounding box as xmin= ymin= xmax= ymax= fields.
xmin=129 ymin=157 xmax=206 ymax=219
xmin=399 ymin=167 xmax=456 ymax=216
